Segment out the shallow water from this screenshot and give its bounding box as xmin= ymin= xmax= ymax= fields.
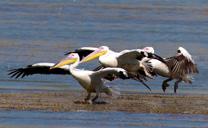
xmin=0 ymin=110 xmax=207 ymax=128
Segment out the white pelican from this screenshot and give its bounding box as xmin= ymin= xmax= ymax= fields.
xmin=80 ymin=46 xmax=165 ymax=91
xmin=50 ymin=53 xmax=128 ymax=103
xmin=8 ymin=47 xmax=97 ymax=79
xmin=145 ymin=47 xmax=199 ymax=93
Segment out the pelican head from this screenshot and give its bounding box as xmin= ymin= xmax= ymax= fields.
xmin=177 ymin=46 xmax=193 ymax=62
xmin=50 ymin=53 xmax=79 ymax=69
xmin=142 ymin=47 xmax=154 ymax=54
xmin=81 ymin=46 xmax=109 ymax=63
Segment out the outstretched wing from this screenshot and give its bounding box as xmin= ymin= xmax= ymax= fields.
xmin=8 ymin=63 xmax=71 ymax=79
xmin=165 ymin=47 xmax=198 ymax=78
xmin=65 ymin=47 xmax=98 ymax=60
xmin=93 ymin=67 xmax=128 ymax=80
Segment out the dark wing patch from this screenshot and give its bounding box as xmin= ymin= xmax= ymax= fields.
xmin=165 ymin=54 xmax=198 ymax=78
xmin=8 ymin=65 xmax=70 ymax=79
xmin=103 ymin=74 xmax=118 ymax=81
xmin=65 ymin=49 xmax=95 ymax=60
xmin=103 ymin=71 xmax=129 ymax=81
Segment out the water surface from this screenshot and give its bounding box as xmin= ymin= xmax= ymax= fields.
xmin=0 ymin=111 xmax=208 ymax=128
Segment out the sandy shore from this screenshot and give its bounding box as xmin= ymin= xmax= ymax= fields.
xmin=0 ymin=89 xmax=207 ymax=114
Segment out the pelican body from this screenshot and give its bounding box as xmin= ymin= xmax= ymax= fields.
xmin=51 ymin=53 xmax=128 ymax=103
xmin=145 ymin=47 xmax=199 ymax=93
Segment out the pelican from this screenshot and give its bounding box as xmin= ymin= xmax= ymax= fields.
xmin=50 ymin=53 xmax=128 ymax=103
xmin=145 ymin=47 xmax=199 ymax=93
xmin=8 ymin=47 xmax=97 ymax=79
xmin=80 ymin=46 xmax=165 ymax=91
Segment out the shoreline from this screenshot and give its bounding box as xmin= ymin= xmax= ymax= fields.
xmin=0 ymin=89 xmax=207 ymax=115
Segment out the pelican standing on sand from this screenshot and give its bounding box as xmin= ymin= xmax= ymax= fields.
xmin=145 ymin=47 xmax=199 ymax=93
xmin=50 ymin=53 xmax=128 ymax=103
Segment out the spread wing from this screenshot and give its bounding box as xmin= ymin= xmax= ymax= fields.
xmin=8 ymin=63 xmax=71 ymax=79
xmin=165 ymin=48 xmax=198 ymax=78
xmin=65 ymin=47 xmax=98 ymax=60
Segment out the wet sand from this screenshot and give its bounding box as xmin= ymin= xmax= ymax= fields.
xmin=0 ymin=89 xmax=207 ymax=115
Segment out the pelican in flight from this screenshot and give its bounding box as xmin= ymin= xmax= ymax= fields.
xmin=8 ymin=47 xmax=97 ymax=79
xmin=50 ymin=53 xmax=128 ymax=103
xmin=78 ymin=46 xmax=165 ymax=91
xmin=145 ymin=47 xmax=199 ymax=93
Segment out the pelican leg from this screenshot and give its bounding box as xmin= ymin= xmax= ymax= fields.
xmin=92 ymin=91 xmax=108 ymax=104
xmin=84 ymin=93 xmax=91 ymax=102
xmin=162 ymin=78 xmax=172 ymax=92
xmin=132 ymin=76 xmax=151 ymax=91
xmin=92 ymin=93 xmax=99 ymax=103
xmin=74 ymin=93 xmax=92 ymax=104
xmin=140 ymin=80 xmax=151 ymax=91
xmin=174 ymin=79 xmax=182 ymax=93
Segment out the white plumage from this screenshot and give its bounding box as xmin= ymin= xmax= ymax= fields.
xmin=51 ymin=53 xmax=128 ymax=103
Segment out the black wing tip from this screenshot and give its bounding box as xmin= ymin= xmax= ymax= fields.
xmin=7 ymin=68 xmax=24 ymax=79
xmin=8 ymin=68 xmax=19 ymax=75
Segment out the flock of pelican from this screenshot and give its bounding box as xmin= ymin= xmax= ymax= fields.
xmin=8 ymin=46 xmax=199 ymax=104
